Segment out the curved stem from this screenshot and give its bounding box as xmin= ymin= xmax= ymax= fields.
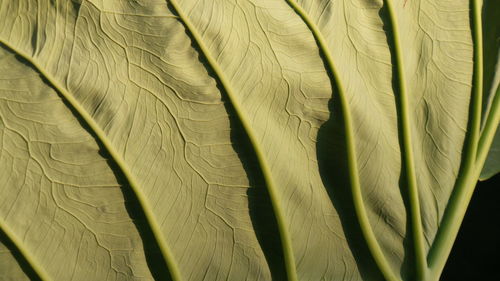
xmin=0 ymin=40 xmax=184 ymax=281
xmin=383 ymin=0 xmax=427 ymax=278
xmin=285 ymin=1 xmax=399 ymax=280
xmin=166 ymin=1 xmax=298 ymax=280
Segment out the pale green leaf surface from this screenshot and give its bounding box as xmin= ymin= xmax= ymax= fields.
xmin=0 ymin=0 xmax=306 ymax=280
xmin=171 ymin=0 xmax=370 ymax=279
xmin=293 ymin=0 xmax=472 ymax=279
xmin=0 ymin=0 xmax=496 ymax=281
xmin=0 ymin=47 xmax=154 ymax=280
xmin=391 ymin=0 xmax=472 ymax=256
xmin=291 ymin=0 xmax=407 ymax=277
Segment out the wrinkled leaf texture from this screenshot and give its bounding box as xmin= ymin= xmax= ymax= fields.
xmin=0 ymin=0 xmax=498 ymax=281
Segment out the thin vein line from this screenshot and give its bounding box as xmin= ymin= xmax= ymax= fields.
xmin=166 ymin=1 xmax=298 ymax=280
xmin=0 ymin=218 xmax=51 ymax=281
xmin=284 ymin=1 xmax=399 ymax=280
xmin=428 ymin=0 xmax=484 ymax=278
xmin=0 ymin=40 xmax=184 ymax=281
xmin=383 ymin=0 xmax=427 ymax=278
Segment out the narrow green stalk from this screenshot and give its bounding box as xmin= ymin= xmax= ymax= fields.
xmin=0 ymin=219 xmax=51 ymax=281
xmin=383 ymin=0 xmax=427 ymax=279
xmin=470 ymin=0 xmax=484 ymax=160
xmin=166 ymin=1 xmax=298 ymax=280
xmin=285 ymin=1 xmax=399 ymax=280
xmin=0 ymin=40 xmax=184 ymax=281
xmin=428 ymin=0 xmax=484 ymax=278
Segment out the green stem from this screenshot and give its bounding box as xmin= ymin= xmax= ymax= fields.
xmin=383 ymin=0 xmax=427 ymax=278
xmin=427 ymin=0 xmax=484 ymax=278
xmin=285 ymin=1 xmax=399 ymax=281
xmin=166 ymin=1 xmax=298 ymax=280
xmin=0 ymin=40 xmax=184 ymax=281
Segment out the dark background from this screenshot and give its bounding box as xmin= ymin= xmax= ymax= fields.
xmin=441 ymin=174 xmax=499 ymax=280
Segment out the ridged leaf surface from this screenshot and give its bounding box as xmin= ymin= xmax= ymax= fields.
xmin=0 ymin=0 xmax=498 ymax=281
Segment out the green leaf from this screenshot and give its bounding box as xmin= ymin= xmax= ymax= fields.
xmin=0 ymin=1 xmax=498 ymax=281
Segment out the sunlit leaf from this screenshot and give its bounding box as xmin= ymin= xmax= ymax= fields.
xmin=0 ymin=1 xmax=498 ymax=281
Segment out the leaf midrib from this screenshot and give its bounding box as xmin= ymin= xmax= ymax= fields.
xmin=0 ymin=40 xmax=183 ymax=281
